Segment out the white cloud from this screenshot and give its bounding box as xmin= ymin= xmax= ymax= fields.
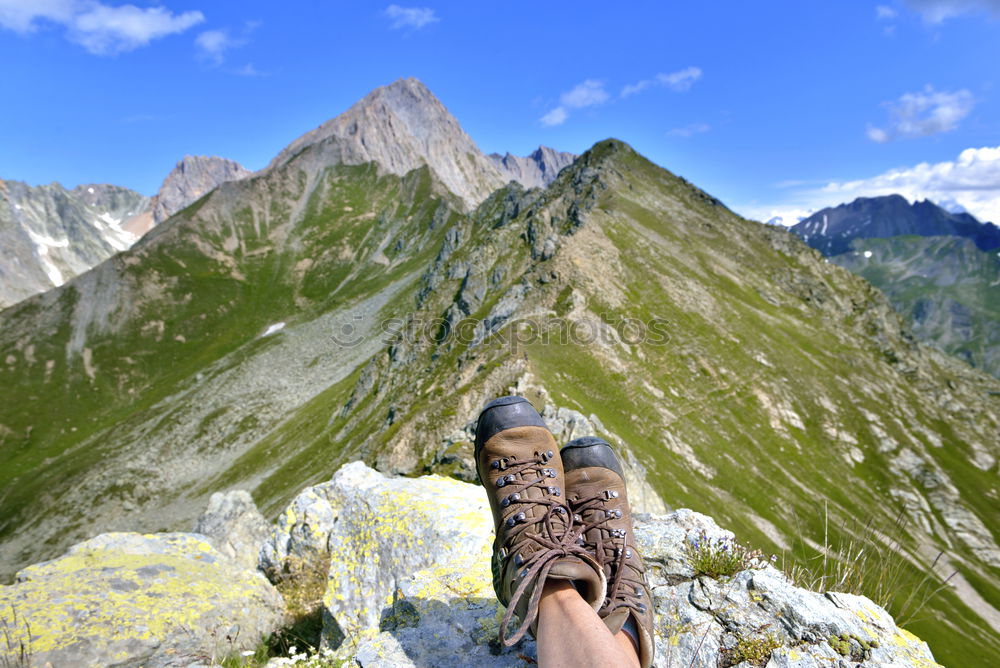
xmin=539 ymin=79 xmax=608 ymax=127
xmin=667 ymin=122 xmax=710 ymax=138
xmin=876 ymin=4 xmax=899 ymax=18
xmin=0 ymin=1 xmax=204 ymax=54
xmin=657 ymin=67 xmax=702 ymax=92
xmin=0 ymin=0 xmax=76 ymax=31
xmin=560 ymin=79 xmax=608 ymax=108
xmin=622 ymin=66 xmax=702 ymax=97
xmin=383 ymin=4 xmax=438 ymax=30
xmin=539 ymin=107 xmax=568 ymax=127
xmin=867 ymin=85 xmax=973 ymax=142
xmin=741 ymin=145 xmax=1000 ymax=226
xmin=195 ymin=28 xmax=246 ymax=65
xmin=821 ymin=146 xmax=1000 ymax=222
xmin=902 ymin=0 xmax=1000 ymax=22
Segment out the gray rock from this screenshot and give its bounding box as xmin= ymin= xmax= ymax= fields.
xmin=193 ymin=490 xmax=271 ymax=571
xmin=291 ymin=465 xmax=941 ymax=667
xmin=151 ymin=155 xmax=252 ymax=224
xmin=489 ymin=146 xmax=577 ymax=190
xmin=0 ymin=179 xmax=149 ymax=307
xmin=0 ymin=532 xmax=284 ymax=667
xmin=268 ymin=78 xmax=507 ymax=211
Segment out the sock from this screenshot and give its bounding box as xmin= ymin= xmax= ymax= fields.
xmin=622 ymin=614 xmax=640 ymax=652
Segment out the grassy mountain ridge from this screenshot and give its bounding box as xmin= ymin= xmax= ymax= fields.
xmin=2 ymin=138 xmax=999 ymax=665
xmin=832 ymin=235 xmax=1000 ymax=378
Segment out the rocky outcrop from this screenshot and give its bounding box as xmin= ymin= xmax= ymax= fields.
xmin=151 ymin=155 xmax=252 ymax=225
xmin=194 ymin=490 xmax=272 ymax=572
xmin=0 ymin=532 xmax=284 ymax=667
xmin=0 ymin=180 xmax=148 ymax=307
xmin=268 ymin=78 xmax=507 ymax=210
xmin=264 ymin=462 xmax=939 ymax=667
xmin=489 ymin=146 xmax=577 ymax=189
xmin=0 ymin=461 xmax=943 ymax=667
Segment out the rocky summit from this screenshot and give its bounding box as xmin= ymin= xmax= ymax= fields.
xmin=1 ymin=79 xmax=998 ymax=666
xmin=0 ymin=462 xmax=942 ymax=667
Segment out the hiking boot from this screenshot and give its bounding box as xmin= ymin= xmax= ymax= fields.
xmin=562 ymin=436 xmax=655 ymax=668
xmin=475 ymin=396 xmax=606 ymax=646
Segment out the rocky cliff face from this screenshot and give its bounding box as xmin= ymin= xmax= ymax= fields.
xmin=0 ymin=180 xmax=149 ymax=308
xmin=489 ymin=145 xmax=577 ymax=189
xmin=151 ymin=155 xmax=253 ymax=225
xmin=0 ymin=462 xmax=942 ymax=667
xmin=1 ymin=81 xmax=998 ymax=665
xmin=0 ymin=156 xmax=250 ymax=310
xmin=267 ymin=78 xmax=507 ymax=210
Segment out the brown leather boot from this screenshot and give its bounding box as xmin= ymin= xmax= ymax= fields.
xmin=562 ymin=436 xmax=655 ymax=668
xmin=475 ymin=396 xmax=606 ymax=646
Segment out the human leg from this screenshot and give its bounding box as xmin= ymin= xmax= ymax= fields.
xmin=536 ymin=580 xmax=640 ymax=668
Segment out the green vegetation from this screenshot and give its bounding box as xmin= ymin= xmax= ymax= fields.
xmin=1 ymin=139 xmax=997 ymax=666
xmin=726 ymin=633 xmax=781 ymax=667
xmin=685 ymin=531 xmax=771 ymax=579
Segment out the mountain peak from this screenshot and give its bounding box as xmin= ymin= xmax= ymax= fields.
xmin=488 ymin=144 xmax=577 ymax=189
xmin=791 ymin=193 xmax=1000 ymax=254
xmin=269 ymin=78 xmax=505 ymax=209
xmin=151 ymin=155 xmax=251 ymax=225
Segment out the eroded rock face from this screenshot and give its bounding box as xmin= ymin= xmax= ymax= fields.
xmin=0 ymin=532 xmax=284 ymax=667
xmin=151 ymin=155 xmax=252 ymax=225
xmin=266 ymin=462 xmax=939 ymax=668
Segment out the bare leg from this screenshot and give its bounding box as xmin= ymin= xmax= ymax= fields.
xmin=535 ymin=580 xmax=640 ymax=668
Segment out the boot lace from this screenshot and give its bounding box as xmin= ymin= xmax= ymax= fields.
xmin=491 ymin=451 xmax=590 ymax=646
xmin=572 ymin=491 xmax=648 ymax=620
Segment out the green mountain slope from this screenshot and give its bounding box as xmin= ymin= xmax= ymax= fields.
xmin=832 ymin=235 xmax=1000 ymax=378
xmin=1 ymin=92 xmax=999 ymax=663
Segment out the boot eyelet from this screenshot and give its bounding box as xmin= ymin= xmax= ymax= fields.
xmin=496 ymin=478 xmax=506 ymax=488
xmin=511 ymin=493 xmax=521 ymax=501
xmin=501 ymin=497 xmax=511 ymax=508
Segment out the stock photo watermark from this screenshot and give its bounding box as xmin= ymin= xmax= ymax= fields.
xmin=330 ymin=314 xmax=671 ymax=349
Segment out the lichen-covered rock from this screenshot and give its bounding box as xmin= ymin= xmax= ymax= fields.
xmin=194 ymin=490 xmax=271 ymax=571
xmin=294 ymin=465 xmax=940 ymax=668
xmin=0 ymin=532 xmax=284 ymax=667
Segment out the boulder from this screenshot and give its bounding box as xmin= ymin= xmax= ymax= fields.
xmin=0 ymin=532 xmax=284 ymax=667
xmin=193 ymin=490 xmax=271 ymax=571
xmin=267 ymin=462 xmax=940 ymax=667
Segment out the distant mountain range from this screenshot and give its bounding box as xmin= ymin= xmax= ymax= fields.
xmin=792 ymin=194 xmax=1000 ymax=255
xmin=0 ymin=156 xmax=251 ymax=308
xmin=1 ymin=128 xmax=574 ymax=311
xmin=1 ymin=79 xmax=998 ymax=665
xmin=790 ymin=195 xmax=1000 ymax=377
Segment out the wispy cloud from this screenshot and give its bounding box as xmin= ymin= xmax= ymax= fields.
xmin=876 ymin=5 xmax=899 ymax=19
xmin=621 ymin=66 xmax=702 ymax=98
xmin=195 ymin=21 xmax=258 ymax=67
xmin=0 ymin=1 xmax=205 ymax=55
xmin=383 ymin=4 xmax=438 ymax=30
xmin=867 ymin=85 xmax=973 ymax=142
xmin=539 ymin=79 xmax=609 ymax=127
xmin=741 ymin=145 xmax=1000 ymax=226
xmin=667 ymin=122 xmax=710 ymax=138
xmin=902 ymin=0 xmax=1000 ymax=23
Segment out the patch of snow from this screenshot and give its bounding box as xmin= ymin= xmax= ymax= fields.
xmin=14 ymin=204 xmax=21 ymax=210
xmin=92 ymin=211 xmax=138 ymax=251
xmin=87 ymin=187 xmax=94 ymax=194
xmin=25 ymin=228 xmax=69 ymax=287
xmin=864 ymin=250 xmax=873 ymax=258
xmin=262 ymin=322 xmax=286 ymax=337
xmin=821 ymin=214 xmax=828 ymax=236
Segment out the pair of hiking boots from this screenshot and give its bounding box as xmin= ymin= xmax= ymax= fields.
xmin=475 ymin=396 xmax=654 ymax=667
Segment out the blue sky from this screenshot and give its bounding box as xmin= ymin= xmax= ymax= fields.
xmin=1 ymin=0 xmax=999 ymax=224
